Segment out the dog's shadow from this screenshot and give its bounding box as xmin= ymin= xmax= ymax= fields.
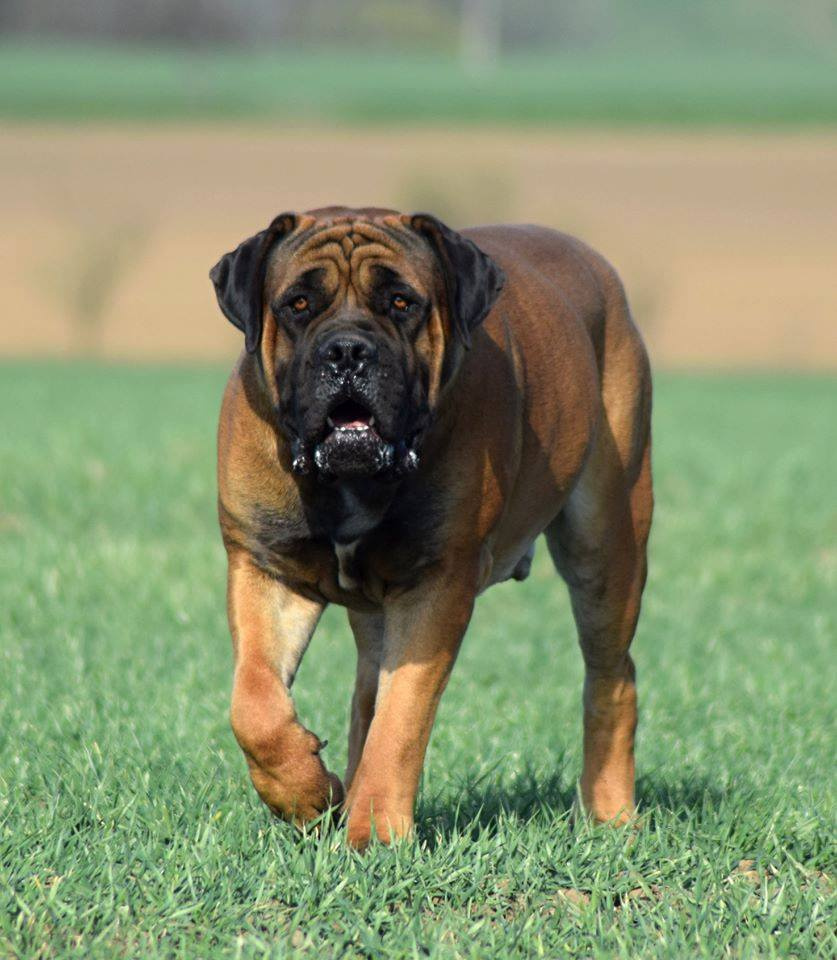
xmin=415 ymin=763 xmax=731 ymax=845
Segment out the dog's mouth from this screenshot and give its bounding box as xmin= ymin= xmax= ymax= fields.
xmin=325 ymin=398 xmax=379 ymax=440
xmin=308 ymin=397 xmax=389 ymax=479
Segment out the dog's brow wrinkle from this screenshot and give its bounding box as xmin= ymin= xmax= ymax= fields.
xmin=285 ymin=223 xmax=316 ymax=253
xmin=300 ymin=225 xmax=353 ymax=253
xmin=308 ymin=240 xmax=346 ymax=259
xmin=350 ymin=221 xmax=394 ymax=242
xmin=303 ymin=242 xmax=351 ymax=278
xmin=292 ymin=221 xmax=405 ymax=294
xmin=350 ymin=243 xmax=398 ymax=268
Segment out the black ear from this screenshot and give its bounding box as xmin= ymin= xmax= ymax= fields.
xmin=410 ymin=213 xmax=505 ymax=346
xmin=209 ymin=212 xmax=297 ymax=353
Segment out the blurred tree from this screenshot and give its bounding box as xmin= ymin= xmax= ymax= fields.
xmin=43 ymin=219 xmax=149 ymax=357
xmin=280 ymin=0 xmax=458 ymax=51
xmin=461 ymin=0 xmax=502 ymax=70
xmin=0 ymin=0 xmax=833 ymax=56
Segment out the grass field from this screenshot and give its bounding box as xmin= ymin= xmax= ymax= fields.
xmin=1 ymin=364 xmax=834 ymax=958
xmin=2 ymin=43 xmax=837 ymax=126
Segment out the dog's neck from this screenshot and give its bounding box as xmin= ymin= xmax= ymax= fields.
xmin=302 ymin=478 xmax=397 ymax=545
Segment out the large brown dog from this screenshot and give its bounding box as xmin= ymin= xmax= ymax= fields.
xmin=210 ymin=206 xmax=652 ymax=848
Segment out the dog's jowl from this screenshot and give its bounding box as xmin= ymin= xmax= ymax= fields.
xmin=210 ymin=206 xmax=653 ymax=848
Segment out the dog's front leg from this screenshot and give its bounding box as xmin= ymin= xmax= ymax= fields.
xmin=226 ymin=549 xmax=343 ymax=825
xmin=344 ymin=569 xmax=477 ymax=848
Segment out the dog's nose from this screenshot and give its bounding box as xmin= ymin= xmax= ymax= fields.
xmin=317 ymin=331 xmax=378 ymax=376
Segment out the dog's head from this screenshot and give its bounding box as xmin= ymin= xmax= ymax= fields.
xmin=210 ymin=207 xmax=504 ymax=481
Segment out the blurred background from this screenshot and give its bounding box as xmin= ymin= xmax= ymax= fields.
xmin=1 ymin=0 xmax=835 ymax=367
xmin=4 ymin=9 xmax=836 ymax=955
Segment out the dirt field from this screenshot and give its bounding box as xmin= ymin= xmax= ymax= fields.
xmin=2 ymin=124 xmax=836 ymax=368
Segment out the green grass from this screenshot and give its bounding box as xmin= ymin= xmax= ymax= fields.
xmin=1 ymin=364 xmax=834 ymax=958
xmin=2 ymin=42 xmax=837 ymax=126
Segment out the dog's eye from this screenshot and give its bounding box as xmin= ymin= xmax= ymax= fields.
xmin=291 ymin=295 xmax=309 ymax=314
xmin=391 ymin=295 xmax=409 ymax=312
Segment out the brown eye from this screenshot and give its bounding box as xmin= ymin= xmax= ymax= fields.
xmin=291 ymin=295 xmax=309 ymax=314
xmin=392 ymin=295 xmax=409 ymax=312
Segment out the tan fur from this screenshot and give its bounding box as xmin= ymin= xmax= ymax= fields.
xmin=217 ymin=208 xmax=653 ymax=846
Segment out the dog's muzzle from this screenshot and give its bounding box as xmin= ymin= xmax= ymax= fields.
xmin=289 ymin=328 xmax=421 ymax=481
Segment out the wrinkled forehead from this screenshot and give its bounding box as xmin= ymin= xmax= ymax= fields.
xmin=266 ymin=216 xmax=436 ymax=295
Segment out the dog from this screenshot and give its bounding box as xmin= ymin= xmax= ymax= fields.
xmin=210 ymin=206 xmax=652 ymax=848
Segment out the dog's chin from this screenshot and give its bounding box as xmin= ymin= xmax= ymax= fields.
xmin=290 ymin=398 xmax=423 ymax=481
xmin=313 ymin=425 xmax=394 ymax=480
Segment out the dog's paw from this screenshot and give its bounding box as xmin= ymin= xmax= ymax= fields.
xmin=245 ymin=728 xmax=344 ymax=825
xmin=344 ymin=790 xmax=413 ymax=849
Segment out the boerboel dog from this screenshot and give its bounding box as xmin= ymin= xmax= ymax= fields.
xmin=210 ymin=206 xmax=652 ymax=848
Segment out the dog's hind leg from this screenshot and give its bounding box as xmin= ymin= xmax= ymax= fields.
xmin=545 ymin=364 xmax=653 ymax=823
xmin=345 ymin=610 xmax=383 ymax=790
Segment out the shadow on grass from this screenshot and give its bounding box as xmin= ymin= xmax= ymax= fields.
xmin=415 ymin=761 xmax=732 ymax=844
xmin=636 ymin=773 xmax=733 ymax=821
xmin=416 ymin=758 xmax=575 ymax=845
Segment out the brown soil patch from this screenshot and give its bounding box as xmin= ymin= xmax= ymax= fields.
xmin=2 ymin=124 xmax=836 ymax=368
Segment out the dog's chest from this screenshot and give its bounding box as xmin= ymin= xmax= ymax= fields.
xmin=334 ymin=540 xmax=362 ymax=592
xmin=327 ymin=529 xmax=441 ymax=605
xmin=248 ymin=481 xmax=446 ymax=606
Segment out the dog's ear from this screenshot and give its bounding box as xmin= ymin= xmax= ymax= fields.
xmin=410 ymin=213 xmax=505 ymax=347
xmin=209 ymin=212 xmax=297 ymax=354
